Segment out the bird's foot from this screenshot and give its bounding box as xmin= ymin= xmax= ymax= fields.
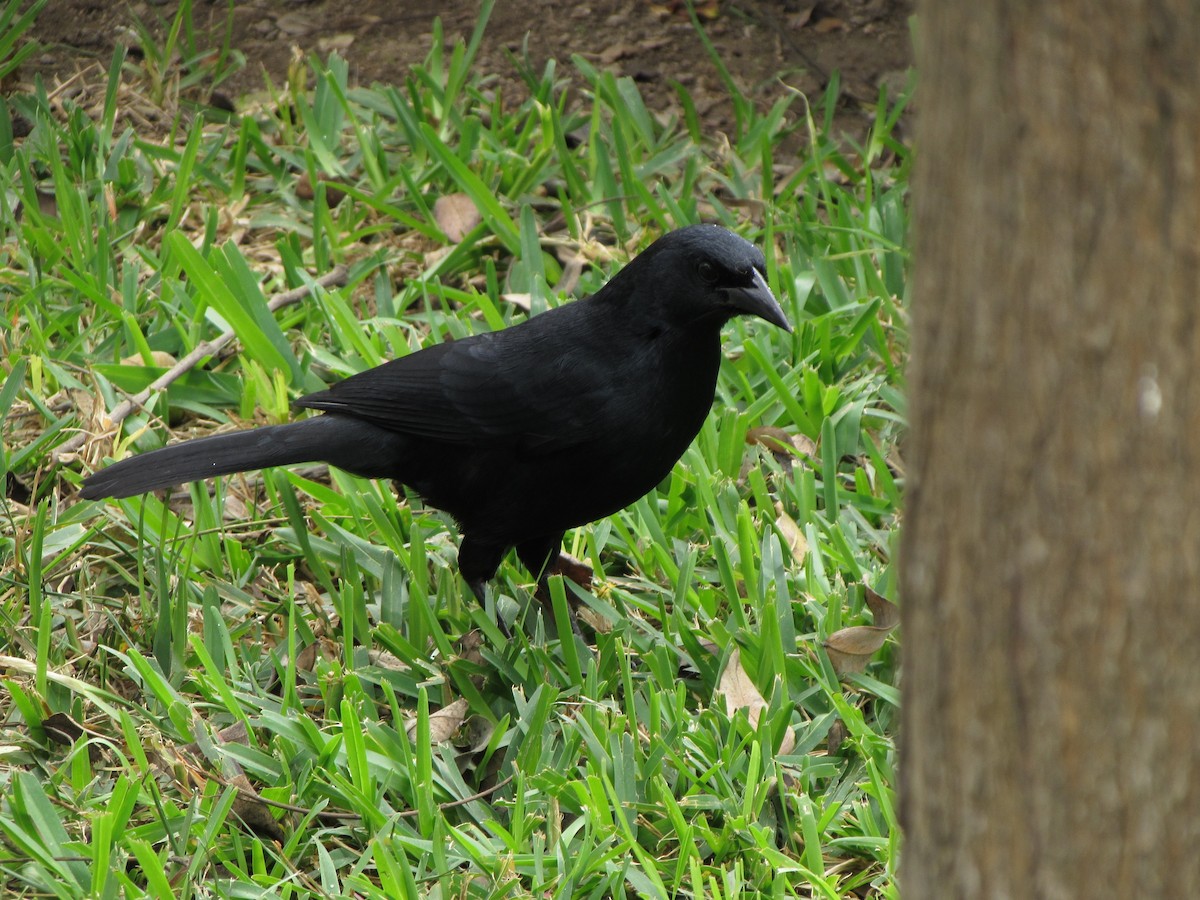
xmin=534 ymin=554 xmax=593 ymax=641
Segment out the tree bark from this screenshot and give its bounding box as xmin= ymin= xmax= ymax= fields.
xmin=903 ymin=1 xmax=1200 ymax=896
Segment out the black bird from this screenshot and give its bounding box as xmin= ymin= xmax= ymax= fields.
xmin=81 ymin=225 xmax=791 ymax=608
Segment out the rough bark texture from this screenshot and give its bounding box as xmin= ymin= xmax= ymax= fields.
xmin=903 ymin=1 xmax=1200 ymax=896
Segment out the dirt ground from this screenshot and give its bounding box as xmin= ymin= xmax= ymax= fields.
xmin=25 ymin=0 xmax=913 ymax=143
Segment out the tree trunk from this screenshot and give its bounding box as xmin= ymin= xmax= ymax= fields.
xmin=903 ymin=1 xmax=1200 ymax=896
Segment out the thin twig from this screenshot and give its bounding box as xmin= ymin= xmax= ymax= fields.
xmin=56 ymin=265 xmax=350 ymax=462
xmin=219 ymin=767 xmax=514 ymax=824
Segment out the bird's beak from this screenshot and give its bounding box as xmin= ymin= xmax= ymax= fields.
xmin=728 ymin=268 xmax=792 ymax=332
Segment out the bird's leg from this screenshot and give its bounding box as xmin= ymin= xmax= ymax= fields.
xmin=466 ymin=576 xmax=512 ymax=639
xmin=458 ymin=536 xmax=510 ymax=637
xmin=517 ymin=535 xmax=589 ymax=639
xmin=546 ymin=551 xmax=593 ymax=592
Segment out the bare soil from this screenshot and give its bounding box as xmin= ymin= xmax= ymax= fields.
xmin=26 ymin=0 xmax=913 ymax=143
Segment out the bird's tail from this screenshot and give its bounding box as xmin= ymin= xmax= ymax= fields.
xmin=79 ymin=415 xmax=367 ymax=500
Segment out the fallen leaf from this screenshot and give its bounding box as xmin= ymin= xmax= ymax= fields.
xmin=718 ymin=649 xmax=767 ymax=722
xmin=433 ymin=192 xmax=481 ymax=243
xmin=119 ymin=350 xmax=177 ymax=368
xmin=598 ymin=41 xmax=639 ymax=66
xmin=824 ymin=585 xmax=899 ymax=675
xmin=716 ymin=649 xmax=796 ymax=754
xmin=863 ymin=584 xmax=899 ymax=630
xmin=576 ymin=605 xmax=611 ymax=633
xmin=554 ymin=252 xmax=584 ymax=294
xmin=458 ymin=629 xmax=486 ymax=668
xmin=462 ymin=715 xmax=495 ymax=753
xmin=650 ymin=0 xmax=719 ymax=18
xmin=214 ymin=721 xmax=250 ymax=746
xmin=275 ymin=11 xmax=317 ymax=36
xmin=317 ymin=34 xmax=355 ymax=53
xmin=858 ymin=455 xmax=877 ymax=492
xmin=175 ymin=720 xmax=284 ymax=839
xmin=208 ymin=91 xmax=235 ymax=113
xmin=747 ymin=425 xmax=794 ymax=456
xmin=406 ymin=698 xmax=468 ymax=744
xmin=366 ymin=649 xmax=411 ymax=672
xmin=43 ymin=712 xmax=85 ymax=746
xmin=228 ymin=773 xmax=287 ymax=841
xmin=747 ymin=426 xmax=817 ymax=462
xmin=826 ymin=718 xmax=848 ymax=754
xmin=221 ymin=493 xmax=248 ymax=525
xmin=501 ymin=292 xmax=532 ymax=312
xmin=30 ymin=190 xmax=57 ymax=219
xmin=774 ymin=504 xmax=809 ymax=564
xmin=296 ymin=173 xmax=347 ymax=206
xmin=790 ymin=3 xmax=817 ymax=28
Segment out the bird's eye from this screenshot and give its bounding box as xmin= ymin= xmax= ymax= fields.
xmin=697 ymin=261 xmax=719 ymax=284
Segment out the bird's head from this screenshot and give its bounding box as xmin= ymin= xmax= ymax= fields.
xmin=609 ymin=224 xmax=792 ymax=333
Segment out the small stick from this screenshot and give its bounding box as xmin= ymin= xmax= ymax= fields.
xmin=56 ymin=265 xmax=350 ymax=462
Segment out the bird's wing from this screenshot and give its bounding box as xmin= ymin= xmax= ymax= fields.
xmin=295 ymin=310 xmax=617 ymax=452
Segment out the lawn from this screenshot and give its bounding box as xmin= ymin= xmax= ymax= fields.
xmin=0 ymin=3 xmax=909 ymax=896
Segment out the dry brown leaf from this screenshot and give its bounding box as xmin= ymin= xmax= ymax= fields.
xmin=826 ymin=625 xmax=890 ymax=659
xmin=119 ymin=350 xmax=177 ymax=368
xmin=650 ymin=0 xmax=719 ymax=18
xmin=718 ymin=649 xmax=767 ymax=722
xmin=433 ymin=192 xmax=481 ymax=243
xmin=43 ymin=711 xmax=85 ymax=746
xmin=214 ymin=721 xmax=250 ymax=746
xmin=863 ymin=584 xmax=899 ymax=630
xmin=747 ymin=426 xmax=817 ymax=461
xmin=296 ymin=173 xmax=347 ymax=206
xmin=790 ymin=3 xmax=817 ymax=28
xmin=228 ymin=773 xmax=287 ymax=841
xmin=598 ymin=41 xmax=639 ymax=66
xmin=175 ymin=721 xmax=285 ymax=838
xmin=716 ymin=649 xmax=796 ymax=754
xmin=221 ymin=492 xmax=248 ymax=525
xmin=457 ymin=629 xmax=486 ymax=668
xmin=791 ymin=432 xmax=818 ymax=458
xmin=576 ymin=605 xmax=611 ymax=633
xmin=814 ymin=16 xmax=847 ymax=33
xmin=31 ymin=190 xmax=57 ymax=219
xmin=366 ymin=649 xmax=411 ymax=672
xmin=275 ymin=11 xmax=317 ymax=35
xmin=824 ymin=585 xmax=899 ymax=676
xmin=857 ymin=455 xmax=877 ymax=493
xmin=406 ymin=698 xmax=468 ymax=744
xmin=317 ymin=34 xmax=355 ymax=53
xmin=774 ymin=504 xmax=809 ymax=565
xmin=501 ymin=293 xmax=532 ymax=312
xmin=826 ymin=718 xmax=848 ymax=754
xmin=275 ymin=641 xmax=319 ymax=675
xmin=554 ymin=253 xmax=584 ymax=295
xmin=746 ymin=425 xmax=794 ymax=456
xmin=178 ymin=719 xmax=250 ymax=771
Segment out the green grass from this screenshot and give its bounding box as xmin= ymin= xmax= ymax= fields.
xmin=0 ymin=5 xmax=909 ymax=897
